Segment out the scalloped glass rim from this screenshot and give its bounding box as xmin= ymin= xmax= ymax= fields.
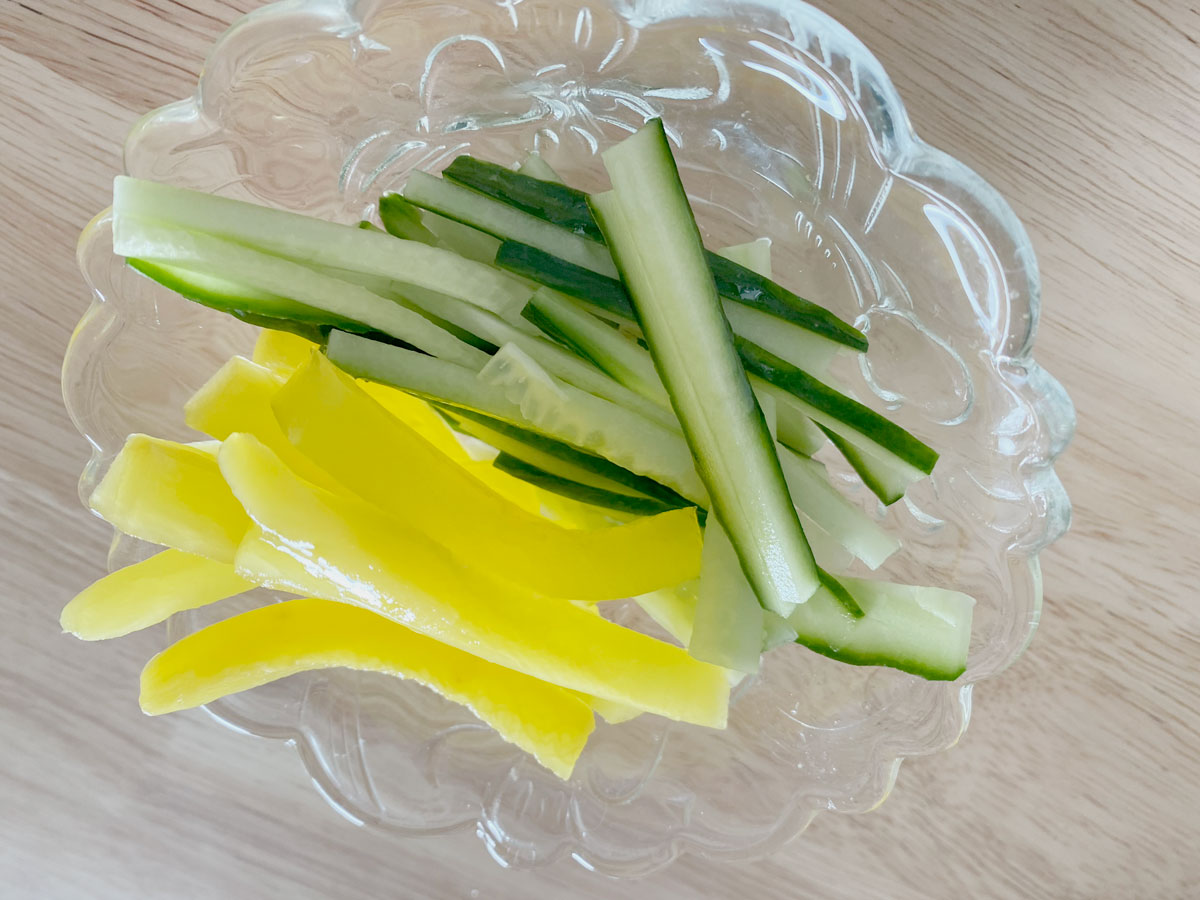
xmin=63 ymin=0 xmax=1075 ymax=876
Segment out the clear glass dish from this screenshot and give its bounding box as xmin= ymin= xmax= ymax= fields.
xmin=62 ymin=0 xmax=1075 ymax=875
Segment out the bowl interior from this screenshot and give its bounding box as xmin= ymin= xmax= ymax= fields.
xmin=64 ymin=0 xmax=1072 ymax=873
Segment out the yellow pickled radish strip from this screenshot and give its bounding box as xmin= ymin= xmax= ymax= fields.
xmin=357 ymin=381 xmax=552 ymax=518
xmin=252 ymin=329 xmax=318 ymax=374
xmin=636 ymin=584 xmax=699 ymax=647
xmin=588 ymin=696 xmax=644 ymax=725
xmin=61 ymin=549 xmax=253 ymax=640
xmin=250 ymin=328 xmax=550 ymax=516
xmin=89 ymin=435 xmax=250 ymax=563
xmin=185 ymin=356 xmax=343 ymax=493
xmin=221 ymin=434 xmax=728 ymax=727
xmin=140 ymin=597 xmax=595 ymax=780
xmin=272 ymin=355 xmax=702 ymax=601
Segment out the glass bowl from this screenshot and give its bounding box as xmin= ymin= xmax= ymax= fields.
xmin=62 ymin=0 xmax=1075 ymax=875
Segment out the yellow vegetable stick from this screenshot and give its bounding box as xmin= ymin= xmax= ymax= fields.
xmin=272 ymin=354 xmax=703 ymax=601
xmin=221 ymin=434 xmax=729 ymax=727
xmin=636 ymin=584 xmax=699 ymax=647
xmin=185 ymin=356 xmax=344 ymax=493
xmin=588 ymin=696 xmax=644 ymax=725
xmin=61 ymin=549 xmax=253 ymax=640
xmin=252 ymin=329 xmax=318 ymax=374
xmin=82 ymin=431 xmax=641 ymax=724
xmin=140 ymin=597 xmax=595 ymax=780
xmin=250 ymin=329 xmax=550 ymax=517
xmin=90 ymin=435 xmax=250 ymax=563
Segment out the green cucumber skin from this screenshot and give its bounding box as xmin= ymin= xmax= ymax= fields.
xmin=491 ymin=452 xmax=681 ymax=518
xmin=736 ymin=337 xmax=939 ymax=476
xmin=378 ymin=194 xmax=439 ymax=245
xmin=127 ymin=258 xmax=370 ymax=337
xmin=816 ymin=568 xmax=864 ymax=619
xmin=595 ymin=119 xmax=820 ymax=614
xmin=704 ymin=252 xmax=866 ymax=351
xmin=520 ymin=303 xmax=606 ymax=371
xmin=131 ymin=258 xmax=440 ymax=352
xmin=786 ymin=576 xmax=972 ymax=681
xmin=816 ymin=422 xmax=908 ymax=506
xmin=444 ymin=157 xmax=865 ymax=349
xmin=114 ymin=177 xmax=530 ymax=315
xmin=439 ymin=405 xmax=695 ymax=511
xmin=443 ymin=157 xmax=604 ymax=241
xmin=795 ymin=636 xmax=966 ymax=682
xmin=495 ymin=241 xmax=636 ymax=321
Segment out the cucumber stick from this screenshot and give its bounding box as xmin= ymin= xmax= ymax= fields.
xmin=495 ymin=241 xmax=638 ymax=323
xmin=402 ymin=172 xmax=618 ymax=277
xmin=749 ymin=376 xmax=828 ymax=456
xmin=736 ymin=337 xmax=939 ymax=483
xmin=504 ymin=298 xmax=888 ymax=568
xmin=688 ymin=518 xmax=765 ymax=674
xmin=717 ymin=239 xmax=773 ymax=277
xmin=592 ymin=119 xmax=819 ymax=615
xmin=491 ymin=453 xmax=679 ymax=518
xmin=438 ymin=156 xmax=866 ymax=351
xmin=440 ymin=407 xmax=692 ymax=509
xmin=715 ymin=240 xmax=842 ymax=374
xmin=776 ymin=446 xmax=900 ymax=569
xmin=522 ymin=286 xmax=828 ymax=456
xmin=444 ymin=156 xmax=602 ymax=241
xmin=127 ymin=259 xmax=356 ymax=331
xmin=112 ymin=176 xmax=529 ymax=316
xmin=402 ymin=289 xmax=678 ymax=429
xmin=376 ymin=194 xmax=438 ymax=244
xmin=786 ymin=576 xmax=974 ymax=681
xmin=118 ymin=221 xmax=487 ymax=369
xmin=479 ymin=343 xmax=707 ymax=504
xmin=817 ymin=423 xmax=918 ymax=506
xmin=525 ymin=289 xmax=668 ymax=405
xmin=723 ymin=302 xmax=839 ymax=373
xmin=516 ymin=152 xmax=563 ymax=183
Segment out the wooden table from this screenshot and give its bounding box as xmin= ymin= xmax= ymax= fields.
xmin=3 ymin=2 xmax=1197 ymax=896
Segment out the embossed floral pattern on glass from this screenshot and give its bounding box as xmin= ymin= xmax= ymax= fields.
xmin=63 ymin=0 xmax=1074 ymax=875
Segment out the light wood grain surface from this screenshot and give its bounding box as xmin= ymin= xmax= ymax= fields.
xmin=3 ymin=1 xmax=1198 ymax=897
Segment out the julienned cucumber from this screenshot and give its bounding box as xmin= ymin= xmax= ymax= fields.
xmin=389 ymin=286 xmax=679 ymax=430
xmin=592 ymin=119 xmax=819 ymax=616
xmin=817 ymin=423 xmax=918 ymax=506
xmin=439 ymin=406 xmax=694 ymax=510
xmin=444 ymin=156 xmax=603 ymax=241
xmin=516 ymin=152 xmax=563 ymax=183
xmin=776 ymin=447 xmax=901 ymax=570
xmin=786 ymin=576 xmax=974 ymax=681
xmin=400 ymin=172 xmax=619 ymax=278
xmin=496 ymin=241 xmax=637 ymax=324
xmin=749 ymin=377 xmax=828 ymax=456
xmin=524 ymin=289 xmax=668 ymax=405
xmin=117 ymin=221 xmax=489 ymax=369
xmin=716 ymin=239 xmax=772 ymax=277
xmin=479 ymin=343 xmax=707 ymax=504
xmin=519 ymin=284 xmax=828 ymax=457
xmin=514 ymin=293 xmax=890 ymax=569
xmin=688 ymin=517 xmax=766 ymax=674
xmin=112 ymin=176 xmax=530 ymax=316
xmin=130 ymin=258 xmax=344 ymax=344
xmin=491 ymin=452 xmax=682 ymax=518
xmin=376 ymin=194 xmax=438 ymax=245
xmin=440 ymin=156 xmax=866 ymax=350
xmin=127 ymin=259 xmax=358 ymax=331
xmin=736 ymin=337 xmax=939 ymax=483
